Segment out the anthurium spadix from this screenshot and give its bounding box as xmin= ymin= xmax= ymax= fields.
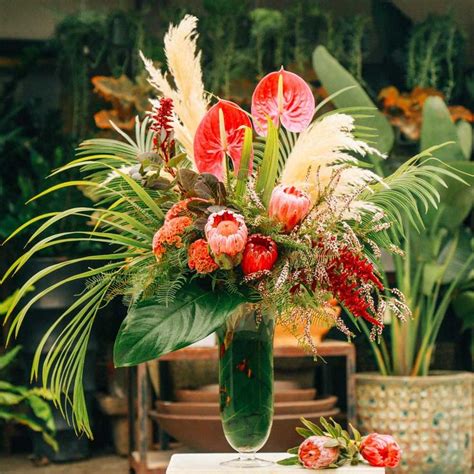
xmin=251 ymin=67 xmax=315 ymax=136
xmin=194 ymin=99 xmax=252 ymax=181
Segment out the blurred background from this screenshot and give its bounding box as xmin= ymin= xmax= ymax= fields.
xmin=0 ymin=0 xmax=472 ymax=472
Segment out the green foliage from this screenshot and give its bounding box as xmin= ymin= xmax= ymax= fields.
xmin=54 ymin=9 xmax=156 ymax=139
xmin=114 ymin=281 xmax=246 ymax=366
xmin=250 ymin=8 xmax=285 ymax=78
xmin=420 ymin=97 xmax=466 ymax=162
xmin=312 ymin=46 xmax=395 ymax=154
xmin=406 ymin=13 xmax=465 ymax=101
xmin=0 ymin=345 xmax=57 ymax=451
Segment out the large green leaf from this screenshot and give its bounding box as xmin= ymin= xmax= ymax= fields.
xmin=424 ymin=160 xmax=474 ymax=229
xmin=312 ymin=45 xmax=394 ymax=154
xmin=456 ymin=120 xmax=473 ymax=160
xmin=114 ymin=283 xmax=246 ymax=367
xmin=420 ymin=97 xmax=466 ymax=162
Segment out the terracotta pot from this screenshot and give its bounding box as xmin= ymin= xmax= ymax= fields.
xmin=157 ymin=395 xmax=337 ymax=416
xmin=175 ymin=387 xmax=316 ymax=403
xmin=151 ymin=408 xmax=340 ymax=453
xmin=356 ymin=372 xmax=473 ymax=473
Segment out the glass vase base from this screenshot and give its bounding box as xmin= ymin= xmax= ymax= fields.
xmin=220 ymin=456 xmax=273 ymax=468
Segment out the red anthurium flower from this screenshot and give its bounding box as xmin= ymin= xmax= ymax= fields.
xmin=194 ymin=99 xmax=252 ymax=181
xmin=251 ymin=68 xmax=315 ymax=136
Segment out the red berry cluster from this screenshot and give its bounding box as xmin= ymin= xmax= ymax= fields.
xmin=326 ymin=247 xmax=384 ymax=327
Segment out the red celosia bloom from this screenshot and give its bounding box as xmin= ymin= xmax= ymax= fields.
xmin=326 ymin=247 xmax=384 ymax=327
xmin=188 ymin=239 xmax=218 ymax=274
xmin=152 ymin=216 xmax=192 ymax=260
xmin=241 ymin=234 xmax=278 ymax=275
xmin=251 ymin=68 xmax=315 ymax=136
xmin=360 ymin=433 xmax=401 ymax=468
xmin=165 ymin=198 xmax=208 ymax=221
xmin=298 ymin=435 xmax=339 ymax=469
xmin=194 ymin=99 xmax=252 ymax=181
xmin=151 ymin=97 xmax=175 ymax=162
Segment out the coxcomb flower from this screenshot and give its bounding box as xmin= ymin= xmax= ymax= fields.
xmin=152 ymin=216 xmax=193 ymax=261
xmin=241 ymin=234 xmax=278 ymax=276
xmin=188 ymin=239 xmax=218 ymax=274
xmin=252 ymin=68 xmax=315 ymax=136
xmin=360 ymin=433 xmax=401 ymax=468
xmin=269 ymin=184 xmax=311 ymax=232
xmin=165 ymin=198 xmax=209 ymax=221
xmin=205 ymin=210 xmax=248 ymax=269
xmin=298 ymin=435 xmax=339 ymax=469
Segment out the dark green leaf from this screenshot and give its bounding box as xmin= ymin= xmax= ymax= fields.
xmin=0 ymin=346 xmax=22 ymax=370
xmin=114 ymin=282 xmax=246 ymax=366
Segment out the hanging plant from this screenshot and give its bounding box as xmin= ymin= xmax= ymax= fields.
xmin=406 ymin=13 xmax=465 ymax=101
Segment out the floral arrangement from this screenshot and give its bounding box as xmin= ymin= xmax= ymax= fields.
xmin=278 ymin=417 xmax=401 ymax=469
xmin=2 ymin=15 xmax=460 ymax=435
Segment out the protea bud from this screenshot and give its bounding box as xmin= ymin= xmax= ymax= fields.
xmin=268 ymin=184 xmax=311 ymax=231
xmin=241 ymin=234 xmax=278 ymax=276
xmin=205 ymin=210 xmax=248 ymax=269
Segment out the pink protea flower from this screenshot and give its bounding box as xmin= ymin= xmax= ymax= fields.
xmin=298 ymin=435 xmax=339 ymax=469
xmin=205 ymin=210 xmax=248 ymax=269
xmin=360 ymin=433 xmax=401 ymax=468
xmin=268 ymin=184 xmax=311 ymax=231
xmin=152 ymin=216 xmax=193 ymax=261
xmin=188 ymin=239 xmax=218 ymax=274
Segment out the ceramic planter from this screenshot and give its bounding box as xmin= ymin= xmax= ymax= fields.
xmin=356 ymin=372 xmax=473 ymax=473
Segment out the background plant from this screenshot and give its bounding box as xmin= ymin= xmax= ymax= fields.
xmin=313 ymin=48 xmax=473 ymax=376
xmin=0 ymin=293 xmax=56 ymax=451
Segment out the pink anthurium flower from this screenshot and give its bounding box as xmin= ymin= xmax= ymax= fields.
xmin=251 ymin=68 xmax=315 ymax=136
xmin=194 ymin=99 xmax=252 ymax=181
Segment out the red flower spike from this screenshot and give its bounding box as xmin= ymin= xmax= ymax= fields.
xmin=251 ymin=68 xmax=315 ymax=136
xmin=241 ymin=234 xmax=278 ymax=276
xmin=194 ymin=99 xmax=252 ymax=181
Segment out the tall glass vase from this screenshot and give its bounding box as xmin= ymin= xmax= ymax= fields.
xmin=217 ymin=304 xmax=275 ymax=468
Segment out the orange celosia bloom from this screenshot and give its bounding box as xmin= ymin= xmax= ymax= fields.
xmin=152 ymin=216 xmax=192 ymax=260
xmin=187 ymin=239 xmax=218 ymax=274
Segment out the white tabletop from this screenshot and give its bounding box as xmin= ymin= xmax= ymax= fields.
xmin=166 ymin=453 xmax=385 ymax=473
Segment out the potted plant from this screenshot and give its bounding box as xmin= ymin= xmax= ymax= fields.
xmin=1 ymin=15 xmax=463 ymax=469
xmin=313 ymin=46 xmax=473 ymax=473
xmin=0 ymin=293 xmax=57 ymax=453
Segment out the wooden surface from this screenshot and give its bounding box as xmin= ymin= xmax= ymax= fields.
xmin=166 ymin=453 xmax=384 ymax=473
xmin=159 ymin=340 xmax=354 ymax=360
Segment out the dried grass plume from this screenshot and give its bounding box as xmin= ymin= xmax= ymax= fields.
xmin=140 ymin=15 xmax=209 ymax=163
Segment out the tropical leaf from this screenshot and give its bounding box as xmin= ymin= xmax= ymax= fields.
xmin=420 ymin=97 xmax=466 ymax=162
xmin=114 ymin=282 xmax=246 ymax=366
xmin=312 ymin=45 xmax=394 ymax=154
xmin=255 ymin=119 xmax=280 ymax=205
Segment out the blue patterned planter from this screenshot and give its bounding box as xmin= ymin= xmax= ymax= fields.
xmin=356 ymin=372 xmax=472 ymax=474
